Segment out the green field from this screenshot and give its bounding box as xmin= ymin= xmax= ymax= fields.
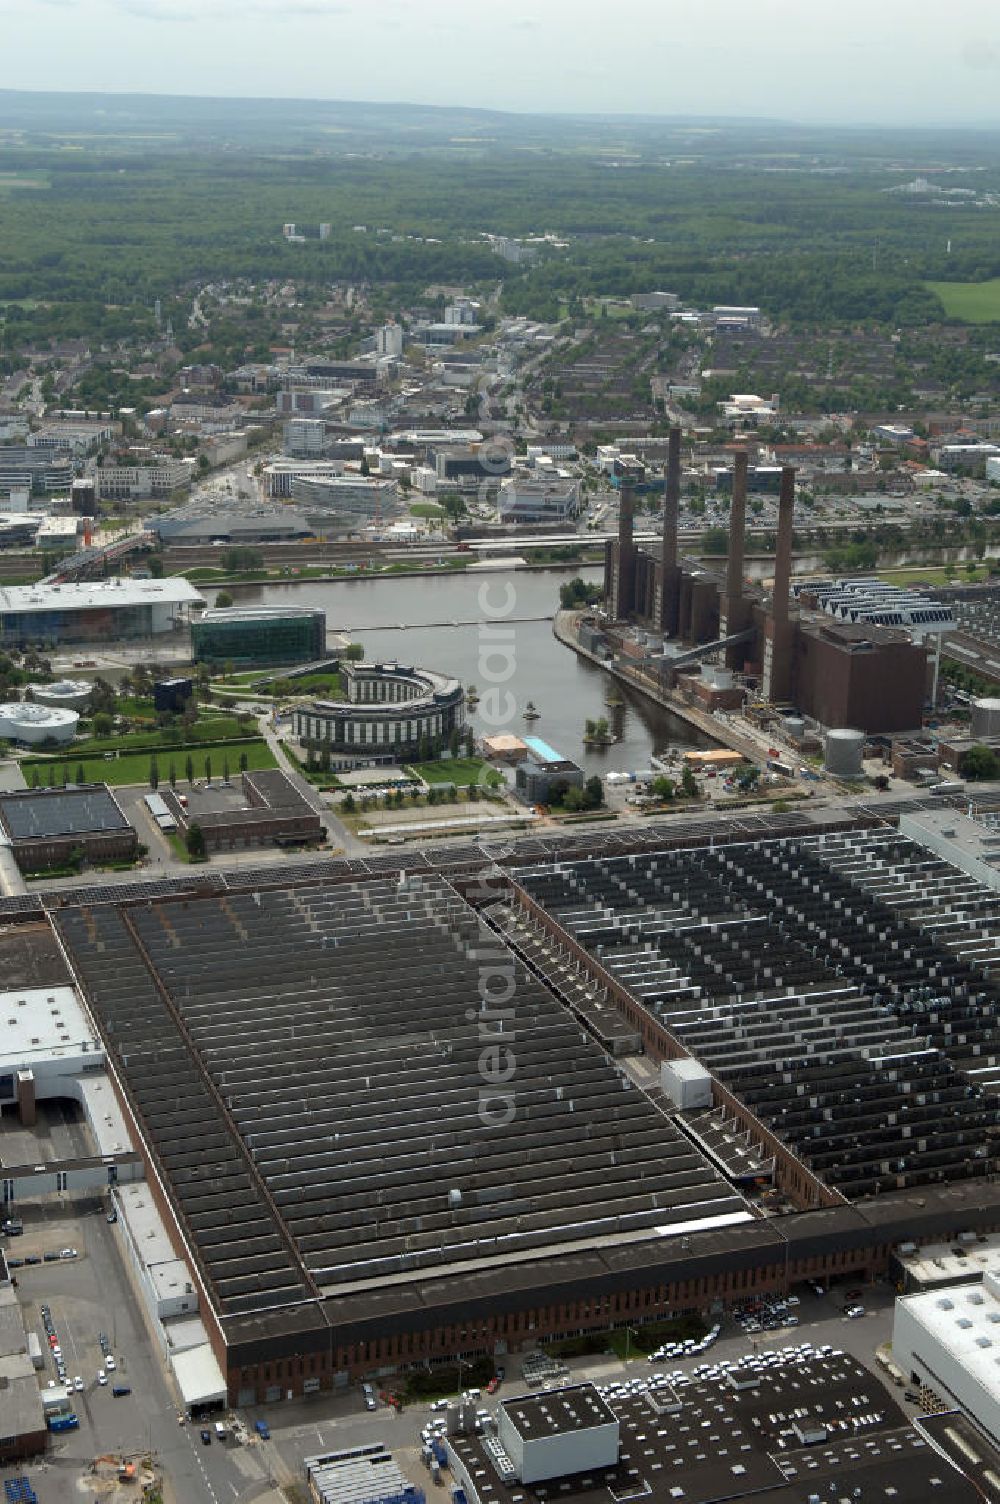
xmin=21 ymin=738 xmax=276 ymax=788
xmin=408 ymin=501 xmax=445 ymax=518
xmin=73 ymin=714 xmax=254 ymax=756
xmin=408 ymin=757 xmax=502 ymax=787
xmin=927 ymin=278 xmax=1000 ymax=323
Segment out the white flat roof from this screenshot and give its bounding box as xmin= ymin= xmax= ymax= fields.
xmin=76 ymin=1073 xmax=132 ymax=1157
xmin=119 ymin=1181 xmax=182 ymax=1267
xmin=0 ymin=578 xmax=204 ymax=613
xmin=898 ymin=1274 xmax=1000 ymax=1400
xmin=172 ymin=1343 xmax=227 ymax=1407
xmin=899 ymin=1233 xmax=1000 ymax=1288
xmin=0 ymin=985 xmax=98 ymax=1071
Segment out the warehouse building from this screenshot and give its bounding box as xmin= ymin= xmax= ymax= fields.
xmin=0 ymin=578 xmax=203 ymax=647
xmin=514 ymin=736 xmax=584 ymax=804
xmin=191 ymin=605 xmax=326 ymax=666
xmin=0 ymin=785 xmax=136 ymax=873
xmin=159 ymin=769 xmax=323 ymax=852
xmin=0 ymin=1283 xmax=46 ymax=1463
xmin=893 ymin=1273 xmax=1000 ymax=1443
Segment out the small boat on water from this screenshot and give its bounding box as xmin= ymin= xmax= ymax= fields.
xmin=522 ymin=701 xmax=540 ymax=720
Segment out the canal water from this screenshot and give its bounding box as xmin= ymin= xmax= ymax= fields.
xmin=204 ymin=567 xmax=712 ymax=774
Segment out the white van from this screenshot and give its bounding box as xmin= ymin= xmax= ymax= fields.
xmin=215 ymin=1421 xmax=227 ymax=1440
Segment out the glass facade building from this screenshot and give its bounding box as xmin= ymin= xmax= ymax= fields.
xmin=191 ymin=606 xmax=326 ymax=667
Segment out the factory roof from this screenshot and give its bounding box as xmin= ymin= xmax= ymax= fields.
xmin=0 ymin=1351 xmax=45 ymax=1443
xmin=0 ymin=784 xmax=130 ymax=842
xmin=452 ymin=1352 xmax=978 ymax=1504
xmin=898 ymin=1273 xmax=1000 ymax=1400
xmin=0 ymin=577 xmax=203 ymax=613
xmin=54 ymin=873 xmax=748 ymax=1327
xmin=501 ymin=1384 xmax=616 ymax=1439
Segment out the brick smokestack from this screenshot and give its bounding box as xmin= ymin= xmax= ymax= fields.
xmin=762 ymin=465 xmax=796 ymax=702
xmin=663 ymin=426 xmax=680 ymax=571
xmin=725 ymin=449 xmax=748 ymax=603
xmin=658 ymin=428 xmax=681 ymax=637
xmin=771 ymin=465 xmax=795 ymax=626
xmin=610 ymin=469 xmax=636 ymax=619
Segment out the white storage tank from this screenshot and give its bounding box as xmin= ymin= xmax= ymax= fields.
xmin=824 ymin=727 xmax=865 ymax=779
xmin=660 ymin=1056 xmax=713 ymax=1111
xmin=971 ymin=697 xmax=1000 ymax=739
xmin=783 ymin=715 xmax=806 ymax=741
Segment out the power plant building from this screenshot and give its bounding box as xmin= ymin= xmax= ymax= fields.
xmin=604 ymin=429 xmax=931 ymax=732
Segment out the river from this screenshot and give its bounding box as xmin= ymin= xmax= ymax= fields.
xmin=203 ymin=567 xmax=713 ymax=773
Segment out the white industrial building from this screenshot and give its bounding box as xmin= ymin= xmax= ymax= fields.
xmin=29 ymin=679 xmax=92 ymax=712
xmin=893 ymin=1271 xmax=1000 ymax=1443
xmin=496 ymin=1384 xmax=619 ymax=1483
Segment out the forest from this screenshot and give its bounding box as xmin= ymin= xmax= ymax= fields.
xmin=3 ymin=94 xmax=1000 ymax=356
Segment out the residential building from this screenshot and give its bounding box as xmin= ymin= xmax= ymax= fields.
xmin=95 ymin=456 xmax=193 ymax=501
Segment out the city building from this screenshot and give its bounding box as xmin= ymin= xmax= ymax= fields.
xmin=289 ymin=473 xmax=399 ymax=531
xmin=153 ymin=677 xmax=194 ymax=715
xmin=498 ymin=477 xmax=581 ymax=524
xmin=0 ymin=578 xmax=203 ymax=647
xmin=514 ymin=736 xmax=584 ymax=804
xmin=375 ymin=323 xmax=404 ymax=357
xmin=191 ymin=605 xmax=326 ymax=667
xmin=0 ymin=784 xmax=137 ymax=873
xmin=283 ymin=418 xmax=329 ymax=457
xmin=293 ymin=661 xmax=464 ymax=766
xmin=0 ymin=1284 xmax=46 ymax=1463
xmin=151 ymin=510 xmax=313 ymax=546
xmin=95 ymin=456 xmax=193 ymax=501
xmin=0 ymin=445 xmax=74 ymax=495
xmin=718 ymin=392 xmax=778 ymax=427
xmin=631 ymin=290 xmax=679 ymax=312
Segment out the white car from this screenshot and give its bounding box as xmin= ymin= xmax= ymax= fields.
xmin=59 ymin=1247 xmax=77 ymax=1260
xmin=97 ymin=1371 xmax=108 ymax=1385
xmin=73 ymin=1376 xmax=84 ymax=1391
xmin=105 ymin=1355 xmax=116 ymax=1370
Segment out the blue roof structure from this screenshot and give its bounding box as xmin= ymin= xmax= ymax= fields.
xmin=524 ymin=736 xmax=565 ymax=765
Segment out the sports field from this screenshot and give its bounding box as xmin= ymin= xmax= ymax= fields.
xmin=927 ymin=278 xmax=1000 ymax=322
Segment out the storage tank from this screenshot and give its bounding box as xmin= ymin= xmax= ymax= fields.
xmin=971 ymin=697 xmax=1000 ymax=739
xmin=824 ymin=727 xmax=865 ymax=778
xmin=783 ymin=715 xmax=806 ymax=741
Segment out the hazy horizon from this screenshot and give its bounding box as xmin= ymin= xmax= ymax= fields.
xmin=2 ymin=0 xmax=999 ymax=129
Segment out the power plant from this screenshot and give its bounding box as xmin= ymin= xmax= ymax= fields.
xmin=604 ymin=428 xmax=934 ymax=732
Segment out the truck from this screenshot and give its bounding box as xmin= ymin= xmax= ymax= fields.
xmin=48 ymin=1414 xmax=79 ymax=1433
xmin=27 ymin=1332 xmax=43 ymax=1370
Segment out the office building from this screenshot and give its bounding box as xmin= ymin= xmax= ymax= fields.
xmin=514 ymin=736 xmax=584 ymax=803
xmin=96 ymin=456 xmax=193 ymax=501
xmin=498 ymin=478 xmax=580 ymax=524
xmin=293 ymin=661 xmax=464 ymax=765
xmin=191 ymin=605 xmax=326 ymax=667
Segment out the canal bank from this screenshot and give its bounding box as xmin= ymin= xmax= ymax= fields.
xmin=552 ymin=609 xmax=765 ymax=764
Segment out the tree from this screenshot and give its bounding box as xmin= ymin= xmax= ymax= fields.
xmin=239 ymin=750 xmax=248 ymax=773
xmin=148 ymin=555 xmax=164 ymax=579
xmin=700 ymin=527 xmax=729 ymax=556
xmin=204 ymin=755 xmax=212 ymax=783
xmin=76 ymin=762 xmax=86 ymax=785
xmin=169 ymin=760 xmax=177 ymax=788
xmin=185 ymin=821 xmax=207 ymax=860
xmin=651 ymin=775 xmax=675 ymax=800
xmin=216 ymin=590 xmax=234 ymax=608
xmin=93 ymin=712 xmax=113 ymax=738
xmin=681 ymin=765 xmax=698 ymax=798
xmin=959 ymin=744 xmax=1000 ymax=781
xmin=185 ymin=753 xmax=194 ymax=784
xmin=149 ymin=757 xmax=159 ymax=790
xmin=342 ymin=792 xmax=356 ymax=813
xmin=343 ymin=643 xmax=365 ymax=661
xmin=583 ymin=775 xmax=603 ymax=809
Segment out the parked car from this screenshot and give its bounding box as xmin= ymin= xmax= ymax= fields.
xmin=97 ymin=1372 xmax=108 ymax=1386
xmin=200 ymin=1429 xmax=212 ymax=1445
xmin=105 ymin=1355 xmax=116 ymax=1371
xmin=254 ymin=1419 xmax=270 ymax=1440
xmin=112 ymin=1385 xmax=132 ymax=1398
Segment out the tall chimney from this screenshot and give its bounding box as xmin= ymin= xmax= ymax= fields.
xmin=762 ymin=465 xmax=795 ymax=702
xmin=771 ymin=465 xmax=795 ymax=626
xmin=611 ymin=469 xmax=636 ymax=619
xmin=663 ymin=426 xmax=680 ymax=571
xmin=725 ymin=449 xmax=748 ymax=602
xmin=659 ymin=427 xmax=681 ymax=637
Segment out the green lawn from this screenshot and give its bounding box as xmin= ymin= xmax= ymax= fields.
xmin=73 ymin=715 xmax=255 ymax=755
xmin=879 ymin=566 xmax=991 ymax=587
xmin=927 ymin=278 xmax=1000 ymax=323
xmin=408 ymin=501 xmax=444 ymax=518
xmin=408 ymin=757 xmax=502 ymax=787
xmin=21 ymin=738 xmax=276 ymax=788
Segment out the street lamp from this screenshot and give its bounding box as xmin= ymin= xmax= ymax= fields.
xmin=623 ymin=1327 xmax=637 ymax=1366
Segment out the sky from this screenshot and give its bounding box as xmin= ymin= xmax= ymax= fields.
xmin=1 ymin=0 xmax=1000 ymax=126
